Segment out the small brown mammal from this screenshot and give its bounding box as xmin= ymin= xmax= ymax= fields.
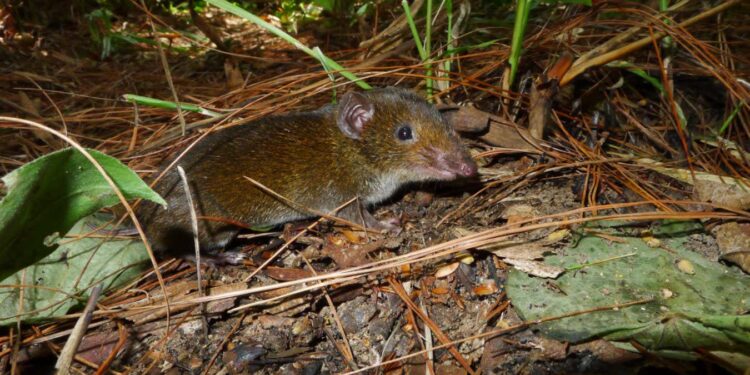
xmin=138 ymin=87 xmax=477 ymax=257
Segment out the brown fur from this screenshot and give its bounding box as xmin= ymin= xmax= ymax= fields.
xmin=138 ymin=88 xmax=476 ymax=256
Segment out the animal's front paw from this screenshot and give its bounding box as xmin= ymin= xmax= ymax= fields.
xmin=375 ymin=217 xmax=402 ymax=234
xmin=185 ymin=251 xmax=247 ymax=267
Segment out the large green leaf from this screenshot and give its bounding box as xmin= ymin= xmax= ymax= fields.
xmin=0 ymin=215 xmax=148 ymax=325
xmin=0 ymin=148 xmax=165 ymax=280
xmin=507 ymin=221 xmax=750 ymax=353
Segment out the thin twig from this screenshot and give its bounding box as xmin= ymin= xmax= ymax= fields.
xmin=55 ymin=283 xmax=103 ymax=374
xmin=177 ymin=165 xmax=208 ymax=338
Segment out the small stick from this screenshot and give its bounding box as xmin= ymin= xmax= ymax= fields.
xmin=177 ymin=166 xmax=208 ymax=338
xmin=565 ymin=252 xmax=637 ymax=271
xmin=55 ymin=283 xmax=103 ymax=375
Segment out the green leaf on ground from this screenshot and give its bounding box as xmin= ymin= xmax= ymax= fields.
xmin=0 ymin=147 xmax=164 ymax=281
xmin=507 ymin=221 xmax=750 ymax=353
xmin=0 ymin=215 xmax=148 ymax=325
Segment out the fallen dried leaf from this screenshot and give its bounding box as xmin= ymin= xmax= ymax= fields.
xmin=570 ymin=340 xmax=641 ymax=363
xmin=503 ymin=258 xmax=565 ymax=278
xmin=535 ymin=337 xmax=568 ymax=361
xmin=440 ymin=104 xmax=539 ymax=150
xmin=439 ymin=104 xmax=491 ymax=133
xmin=265 ymin=266 xmax=316 ymax=281
xmin=713 ymin=222 xmax=750 ymax=273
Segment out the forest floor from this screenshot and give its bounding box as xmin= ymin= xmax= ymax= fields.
xmin=1 ymin=2 xmax=750 ymax=374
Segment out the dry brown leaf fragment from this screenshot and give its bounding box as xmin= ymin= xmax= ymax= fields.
xmin=503 ymin=258 xmax=565 ymax=278
xmin=322 ymin=233 xmax=372 ymax=268
xmin=261 ymin=296 xmax=310 ymax=316
xmin=502 ymin=203 xmax=538 ymax=226
xmin=453 ymin=228 xmax=551 ymax=260
xmin=535 ymin=337 xmax=569 ymax=361
xmin=340 ymin=229 xmax=364 ymax=243
xmin=713 ymin=222 xmax=750 ymax=273
xmin=439 ymin=104 xmax=491 ymax=133
xmin=694 ymin=179 xmax=750 ymax=210
xmin=440 ymin=104 xmax=539 ymax=150
xmin=570 ymin=340 xmax=641 ymax=363
xmin=264 ymin=266 xmax=317 ymax=281
xmin=489 ymin=242 xmax=549 ymax=260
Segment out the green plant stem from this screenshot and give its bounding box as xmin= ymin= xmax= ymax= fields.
xmin=565 ymin=252 xmax=636 ymax=271
xmin=508 ymin=0 xmax=531 ymax=87
xmin=443 ymin=0 xmax=453 ymax=78
xmin=719 ymin=101 xmax=746 ymax=135
xmin=659 ymin=0 xmax=673 ymax=49
xmin=402 ymin=0 xmax=432 ymax=98
xmin=424 ymin=0 xmax=433 ymax=96
xmin=402 ymin=0 xmax=427 ymax=59
xmin=123 ymin=94 xmax=222 ymax=117
xmin=313 ymin=46 xmax=337 ymax=102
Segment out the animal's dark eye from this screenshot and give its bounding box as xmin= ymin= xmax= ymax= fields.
xmin=396 ymin=126 xmax=413 ymax=141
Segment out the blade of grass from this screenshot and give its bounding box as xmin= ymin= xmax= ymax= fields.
xmin=313 ymin=46 xmax=338 ymax=101
xmin=206 ymin=0 xmax=371 ymax=90
xmin=659 ymin=0 xmax=674 ymax=50
xmin=718 ymin=101 xmax=746 ymax=135
xmin=508 ymin=0 xmax=531 ymax=87
xmin=424 ymin=0 xmax=433 ymax=96
xmin=443 ymin=39 xmax=499 ymax=56
xmin=442 ymin=0 xmax=453 ymax=81
xmin=402 ymin=0 xmax=433 ymax=98
xmin=122 ymin=94 xmax=223 ymax=118
xmin=402 ymin=0 xmax=427 ymax=59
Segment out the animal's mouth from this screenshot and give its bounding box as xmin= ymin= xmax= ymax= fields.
xmin=416 ymin=165 xmax=460 ymax=180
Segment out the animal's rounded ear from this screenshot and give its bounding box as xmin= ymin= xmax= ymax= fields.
xmin=337 ymin=91 xmax=374 ymax=139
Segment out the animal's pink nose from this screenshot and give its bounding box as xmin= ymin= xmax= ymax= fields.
xmin=457 ymin=160 xmax=477 ymax=177
xmin=437 ymin=151 xmax=477 ymax=178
